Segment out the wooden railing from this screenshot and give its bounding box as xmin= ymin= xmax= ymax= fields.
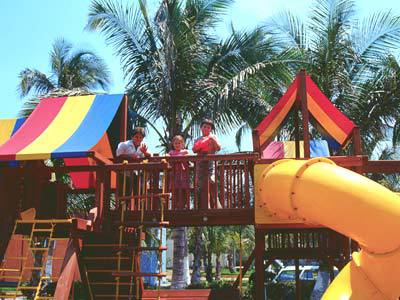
xmin=265 ymin=228 xmax=351 ymax=259
xmin=109 ymin=153 xmax=258 ymax=213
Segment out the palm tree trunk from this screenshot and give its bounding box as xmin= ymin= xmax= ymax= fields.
xmin=171 ymin=227 xmax=189 ymax=289
xmin=227 ymin=251 xmax=234 ymax=273
xmin=215 ymin=253 xmax=222 ymax=281
xmin=206 ymin=249 xmax=213 ymax=283
xmin=190 ymin=227 xmax=202 ymax=285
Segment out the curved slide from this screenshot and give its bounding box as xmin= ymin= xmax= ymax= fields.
xmin=255 ymin=158 xmax=400 ymax=299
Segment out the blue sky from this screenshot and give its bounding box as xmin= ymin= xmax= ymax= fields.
xmin=0 ymin=0 xmax=399 ymax=152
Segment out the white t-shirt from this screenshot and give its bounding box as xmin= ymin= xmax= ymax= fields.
xmin=116 ymin=140 xmax=145 ymax=158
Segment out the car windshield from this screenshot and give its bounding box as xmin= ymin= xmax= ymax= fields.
xmin=277 ymin=270 xmax=295 ymax=281
xmin=303 ymin=270 xmax=318 ymax=280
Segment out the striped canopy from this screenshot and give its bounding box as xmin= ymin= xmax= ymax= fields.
xmin=0 ymin=118 xmax=25 ymax=146
xmin=255 ymin=74 xmax=355 ymax=150
xmin=0 ymin=94 xmax=124 ymax=161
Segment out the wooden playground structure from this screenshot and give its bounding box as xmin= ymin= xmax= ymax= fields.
xmin=1 ymin=70 xmax=400 ymax=299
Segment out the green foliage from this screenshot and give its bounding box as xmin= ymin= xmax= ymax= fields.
xmin=268 ymin=0 xmax=400 ymax=156
xmin=87 ymin=0 xmax=295 ymax=149
xmin=17 ymin=38 xmax=111 ymax=117
xmin=243 ymin=271 xmax=316 ymax=300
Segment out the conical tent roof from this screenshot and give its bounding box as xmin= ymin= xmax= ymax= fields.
xmin=255 ymin=73 xmax=355 ymax=151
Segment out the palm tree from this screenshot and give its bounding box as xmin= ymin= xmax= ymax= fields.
xmin=86 ymin=0 xmax=295 ymax=148
xmin=267 ymin=0 xmax=400 ymax=156
xmin=16 ymin=38 xmax=111 ymax=218
xmin=17 ymin=38 xmax=111 ymax=116
xmin=87 ymin=0 xmax=295 ymax=287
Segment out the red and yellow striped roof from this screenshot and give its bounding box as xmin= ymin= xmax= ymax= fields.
xmin=255 ymin=74 xmax=355 ymax=150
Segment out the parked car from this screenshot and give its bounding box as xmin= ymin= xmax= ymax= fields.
xmin=273 ymin=265 xmax=334 ymax=283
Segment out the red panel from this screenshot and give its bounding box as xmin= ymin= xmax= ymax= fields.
xmin=255 ymin=76 xmax=298 ymax=133
xmin=65 ymin=133 xmax=116 ymax=189
xmin=65 ymin=157 xmax=96 ymax=189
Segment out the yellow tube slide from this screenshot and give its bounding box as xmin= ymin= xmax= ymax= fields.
xmin=255 ymin=158 xmax=400 ymax=300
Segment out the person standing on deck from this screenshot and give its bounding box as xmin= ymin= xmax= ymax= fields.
xmin=192 ymin=119 xmax=221 ymax=208
xmin=116 ymin=126 xmax=151 ymax=159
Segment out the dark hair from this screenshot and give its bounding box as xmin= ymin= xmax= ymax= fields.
xmin=200 ymin=118 xmax=215 ymax=130
xmin=131 ymin=127 xmax=146 ymax=137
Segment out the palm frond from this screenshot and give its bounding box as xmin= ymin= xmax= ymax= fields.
xmin=355 ymin=11 xmax=400 ymax=63
xmin=17 ymin=69 xmax=55 ymax=97
xmin=267 ymin=10 xmax=308 ymax=50
xmin=235 ymin=123 xmax=250 ymax=151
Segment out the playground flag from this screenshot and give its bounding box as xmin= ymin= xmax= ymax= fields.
xmin=0 ymin=94 xmax=124 ymax=161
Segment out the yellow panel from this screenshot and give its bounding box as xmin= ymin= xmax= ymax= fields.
xmin=16 ymin=95 xmax=95 ymax=160
xmin=283 ymin=141 xmax=304 ymax=158
xmin=0 ymin=119 xmax=16 ymax=145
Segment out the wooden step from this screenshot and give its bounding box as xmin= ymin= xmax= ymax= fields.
xmin=112 ymin=271 xmax=166 ymax=278
xmin=114 ymin=246 xmax=168 ymax=252
xmin=115 ymin=221 xmax=169 ymax=228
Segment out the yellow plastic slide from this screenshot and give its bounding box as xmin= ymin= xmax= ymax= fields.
xmin=255 ymin=158 xmax=400 ymax=300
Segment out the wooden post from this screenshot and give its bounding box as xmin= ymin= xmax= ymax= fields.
xmin=233 ymin=249 xmax=255 ymax=288
xmin=255 ymin=228 xmax=265 ymax=300
xmin=200 ymin=160 xmax=209 ymax=210
xmin=295 ymin=258 xmax=301 ymax=300
xmin=94 ymin=168 xmax=104 ymax=231
xmin=56 ymin=182 xmax=67 ymax=218
xmin=352 ymin=126 xmax=362 ymax=155
xmin=120 ymin=94 xmax=128 ymax=142
xmin=252 ymin=129 xmax=261 ymax=154
xmin=103 ymin=169 xmax=111 ymax=230
xmin=299 ymin=70 xmax=310 ymax=158
xmin=293 ymin=103 xmax=301 ymax=159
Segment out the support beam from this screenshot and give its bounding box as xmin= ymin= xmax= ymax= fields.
xmin=352 ymin=126 xmax=362 ymax=155
xmin=255 ymin=228 xmax=265 ymax=300
xmin=233 ymin=249 xmax=255 ymax=288
xmin=295 ymin=258 xmax=301 ymax=300
xmin=120 ymin=94 xmax=128 ymax=142
xmin=293 ymin=105 xmax=301 ymax=158
xmin=252 ymin=129 xmax=261 ymax=153
xmin=298 ymin=70 xmax=310 ymax=158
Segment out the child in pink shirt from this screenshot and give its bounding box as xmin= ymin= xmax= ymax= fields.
xmin=169 ymin=135 xmax=190 ymax=209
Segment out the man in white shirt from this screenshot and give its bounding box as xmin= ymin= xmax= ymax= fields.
xmin=116 ymin=127 xmax=151 ymax=159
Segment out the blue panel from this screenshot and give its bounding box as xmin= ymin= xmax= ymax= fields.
xmin=310 ymin=140 xmax=330 ymax=157
xmin=52 ymin=94 xmax=123 ymax=157
xmin=51 ymin=151 xmax=90 ymax=159
xmin=11 ymin=118 xmax=26 ymax=135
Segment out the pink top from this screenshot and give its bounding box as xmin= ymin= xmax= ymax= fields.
xmin=169 ymin=149 xmax=190 ymax=189
xmin=169 ymin=149 xmax=189 ymax=157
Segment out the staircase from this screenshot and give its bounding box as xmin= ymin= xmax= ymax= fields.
xmin=82 ymin=161 xmax=169 ymax=299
